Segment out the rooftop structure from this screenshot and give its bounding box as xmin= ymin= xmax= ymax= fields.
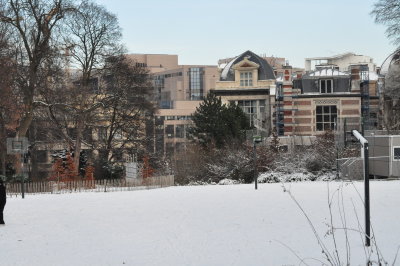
xmin=305 ymin=52 xmax=376 ymax=72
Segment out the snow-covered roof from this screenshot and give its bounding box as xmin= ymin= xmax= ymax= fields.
xmin=380 ymin=49 xmax=400 ymax=76
xmin=219 ymin=51 xmax=275 ymax=81
xmin=218 ymin=63 xmax=227 ymax=69
xmin=369 ymin=71 xmax=380 ymax=81
xmin=305 ymin=52 xmax=355 ymax=61
xmin=220 ymin=57 xmax=238 ymax=80
xmin=308 ymin=68 xmax=348 ymax=77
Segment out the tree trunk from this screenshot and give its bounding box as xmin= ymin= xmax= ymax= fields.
xmin=73 ymin=117 xmax=85 ymax=176
xmin=1 ymin=152 xmax=5 ymax=176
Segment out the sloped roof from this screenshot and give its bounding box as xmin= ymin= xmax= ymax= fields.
xmin=220 ymin=50 xmax=275 ymax=81
xmin=381 ymin=49 xmax=400 ymax=76
xmin=307 ymin=68 xmax=348 ymax=77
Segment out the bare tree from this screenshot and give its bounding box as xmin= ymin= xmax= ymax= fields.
xmin=0 ymin=24 xmax=18 ymax=176
xmin=47 ymin=0 xmax=123 ymax=173
xmin=371 ymin=1 xmax=400 ymax=131
xmin=96 ymin=55 xmax=155 ymax=164
xmin=0 ymin=0 xmax=74 ymax=138
xmin=383 ymin=54 xmax=400 ymax=131
xmin=371 ymin=0 xmax=400 ymax=45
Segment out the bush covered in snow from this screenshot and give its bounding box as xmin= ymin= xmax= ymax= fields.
xmin=173 ymin=131 xmax=341 ymax=185
xmin=218 ymin=179 xmax=241 ymax=185
xmin=173 ymin=143 xmax=255 ymax=185
xmin=258 ymin=171 xmax=336 ymax=183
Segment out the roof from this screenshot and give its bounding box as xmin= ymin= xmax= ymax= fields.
xmin=381 ymin=49 xmax=400 ymax=76
xmin=305 ymin=52 xmax=355 ymax=61
xmin=305 ymin=68 xmax=349 ymax=77
xmin=220 ymin=50 xmax=275 ymax=81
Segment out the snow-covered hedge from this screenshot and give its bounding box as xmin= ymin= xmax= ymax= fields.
xmin=218 ymin=179 xmax=241 ymax=185
xmin=258 ymin=171 xmax=336 ymax=183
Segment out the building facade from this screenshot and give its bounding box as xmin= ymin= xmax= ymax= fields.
xmin=212 ymin=50 xmax=277 ymax=137
xmin=276 ymin=59 xmax=380 ymax=145
xmin=131 ymin=54 xmax=220 ymax=156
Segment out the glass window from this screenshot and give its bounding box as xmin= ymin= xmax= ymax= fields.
xmin=165 ymin=125 xmax=174 ymax=138
xmin=240 ymin=72 xmax=253 ymax=87
xmin=394 ymin=147 xmax=400 ymax=160
xmin=237 ymin=100 xmax=257 ymax=127
xmin=316 ymin=105 xmax=337 ymax=131
xmin=189 ymin=67 xmax=204 ymax=100
xmin=320 ymin=79 xmax=333 ymax=93
xmin=176 ymin=125 xmax=184 ymax=138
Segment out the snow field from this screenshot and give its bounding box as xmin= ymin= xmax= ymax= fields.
xmin=1 ymin=181 xmax=400 ymax=266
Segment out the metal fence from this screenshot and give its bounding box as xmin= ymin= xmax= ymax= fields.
xmin=337 ymin=157 xmax=364 ymax=180
xmin=6 ymin=175 xmax=175 ymax=197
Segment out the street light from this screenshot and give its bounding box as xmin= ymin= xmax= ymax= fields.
xmin=253 ymin=135 xmax=262 ymax=190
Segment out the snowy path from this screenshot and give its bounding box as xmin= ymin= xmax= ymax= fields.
xmin=1 ymin=181 xmax=400 ymax=266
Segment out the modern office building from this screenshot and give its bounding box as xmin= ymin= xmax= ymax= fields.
xmin=129 ymin=54 xmax=219 ymax=156
xmin=126 ymin=54 xmax=179 ymax=74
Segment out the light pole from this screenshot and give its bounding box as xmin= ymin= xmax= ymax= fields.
xmin=352 ymin=130 xmax=370 ymax=247
xmin=253 ymin=135 xmax=262 ymax=190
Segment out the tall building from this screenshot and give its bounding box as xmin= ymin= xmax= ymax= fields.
xmin=129 ymin=54 xmax=219 ymax=156
xmin=275 ymin=53 xmax=381 ymax=147
xmin=138 ymin=52 xmax=381 ymax=155
xmin=126 ymin=54 xmax=178 ymax=73
xmin=212 ymin=50 xmax=277 ymax=137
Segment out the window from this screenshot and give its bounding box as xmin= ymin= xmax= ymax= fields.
xmin=189 ymin=68 xmax=204 ymax=100
xmin=136 ymin=62 xmax=147 ymax=67
xmin=175 ymin=125 xmax=184 ymax=138
xmin=240 ymin=72 xmax=253 ymax=86
xmin=316 ymin=105 xmax=337 ymax=131
xmin=235 ymin=100 xmax=266 ymax=128
xmin=394 ymin=147 xmax=400 ymax=160
xmin=165 ymin=125 xmax=174 ymax=138
xmin=320 ymin=79 xmax=333 ymax=93
xmin=114 ymin=129 xmax=123 ymax=140
xmin=238 ymin=100 xmax=256 ymax=126
xmin=185 ymin=125 xmax=191 ymax=138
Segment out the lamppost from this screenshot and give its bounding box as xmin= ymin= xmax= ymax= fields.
xmin=352 ymin=130 xmax=370 ymax=247
xmin=253 ymin=135 xmax=262 ymax=190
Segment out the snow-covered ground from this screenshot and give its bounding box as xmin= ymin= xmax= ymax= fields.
xmin=1 ymin=181 xmax=400 ymax=266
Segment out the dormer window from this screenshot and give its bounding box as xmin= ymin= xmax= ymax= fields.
xmin=320 ymin=79 xmax=333 ymax=93
xmin=240 ymin=72 xmax=253 ymax=86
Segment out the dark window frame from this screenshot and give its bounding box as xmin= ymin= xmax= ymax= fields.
xmin=394 ymin=147 xmax=400 ymax=160
xmin=319 ymin=79 xmax=333 ymax=94
xmin=316 ymin=105 xmax=337 ymax=131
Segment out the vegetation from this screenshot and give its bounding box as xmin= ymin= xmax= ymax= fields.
xmin=189 ymin=92 xmax=250 ymax=148
xmin=0 ymin=0 xmax=156 ymax=180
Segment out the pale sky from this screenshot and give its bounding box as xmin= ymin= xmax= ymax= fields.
xmin=96 ymin=0 xmax=395 ymax=68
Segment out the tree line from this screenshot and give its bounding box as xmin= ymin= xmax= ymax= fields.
xmin=0 ymin=0 xmax=155 ymax=180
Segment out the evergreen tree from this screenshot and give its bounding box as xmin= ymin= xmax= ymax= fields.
xmin=190 ymin=93 xmax=250 ymax=148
